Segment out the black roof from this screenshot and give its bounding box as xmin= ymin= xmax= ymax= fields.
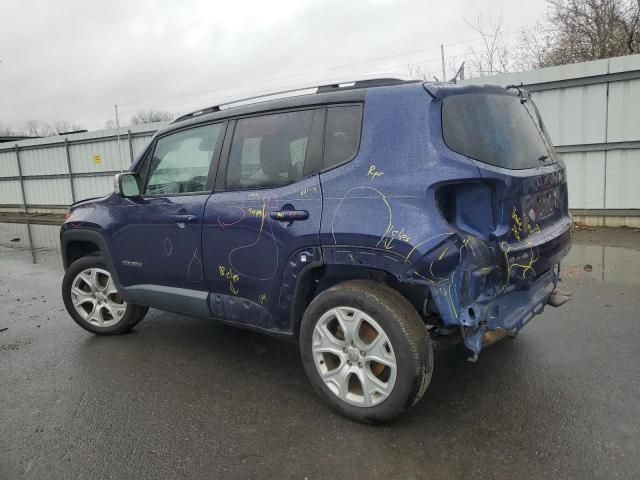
xmin=0 ymin=135 xmax=39 ymax=143
xmin=162 ymin=78 xmax=421 ymax=135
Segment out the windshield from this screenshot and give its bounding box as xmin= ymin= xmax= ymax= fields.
xmin=442 ymin=92 xmax=555 ymax=170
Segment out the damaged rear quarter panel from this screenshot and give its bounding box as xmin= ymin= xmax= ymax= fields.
xmin=319 ymin=83 xmax=572 ymax=355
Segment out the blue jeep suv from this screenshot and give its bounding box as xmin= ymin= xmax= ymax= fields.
xmin=60 ymin=79 xmax=572 ymax=423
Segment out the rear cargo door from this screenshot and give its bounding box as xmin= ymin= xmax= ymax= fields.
xmin=441 ymin=89 xmax=572 ymax=283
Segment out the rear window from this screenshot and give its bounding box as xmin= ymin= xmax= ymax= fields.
xmin=442 ymin=93 xmax=554 ymax=170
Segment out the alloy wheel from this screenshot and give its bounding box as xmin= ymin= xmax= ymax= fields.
xmin=70 ymin=268 xmax=127 ymax=328
xmin=312 ymin=306 xmax=397 ymax=407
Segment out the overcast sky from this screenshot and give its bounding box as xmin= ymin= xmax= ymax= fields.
xmin=0 ymin=0 xmax=549 ymax=130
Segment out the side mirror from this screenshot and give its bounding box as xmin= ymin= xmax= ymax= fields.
xmin=114 ymin=173 xmax=140 ymax=197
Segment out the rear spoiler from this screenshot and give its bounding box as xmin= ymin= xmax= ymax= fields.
xmin=422 ymin=82 xmax=517 ymax=101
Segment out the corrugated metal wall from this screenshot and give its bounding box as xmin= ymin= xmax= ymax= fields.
xmin=0 ymin=123 xmax=164 ymax=211
xmin=462 ymin=54 xmax=640 ymax=218
xmin=2 ymin=55 xmax=639 ymax=220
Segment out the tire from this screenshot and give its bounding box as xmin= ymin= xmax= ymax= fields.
xmin=62 ymin=255 xmax=148 ymax=335
xmin=299 ymin=279 xmax=433 ymax=424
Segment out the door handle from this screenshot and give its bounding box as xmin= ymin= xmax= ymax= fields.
xmin=270 ymin=210 xmax=309 ymax=222
xmin=172 ymin=214 xmax=197 ymax=223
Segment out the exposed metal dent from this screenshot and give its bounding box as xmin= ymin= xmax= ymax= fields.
xmin=412 ymin=225 xmax=570 ymax=355
xmin=458 ymin=269 xmax=558 ymax=354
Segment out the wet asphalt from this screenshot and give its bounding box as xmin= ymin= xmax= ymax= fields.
xmin=1 ymin=225 xmax=639 ymax=479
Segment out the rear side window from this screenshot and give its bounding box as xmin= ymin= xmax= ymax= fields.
xmin=323 ymin=105 xmax=362 ymax=170
xmin=145 ymin=123 xmax=222 ymax=195
xmin=442 ymin=93 xmax=554 ymax=170
xmin=225 ymin=110 xmax=315 ymax=190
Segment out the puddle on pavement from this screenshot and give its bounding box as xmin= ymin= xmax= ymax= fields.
xmin=0 ymin=222 xmax=62 ymax=270
xmin=562 ymin=243 xmax=640 ymax=287
xmin=0 ymin=222 xmax=639 ymax=286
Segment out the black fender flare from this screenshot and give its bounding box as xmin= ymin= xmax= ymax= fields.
xmin=60 ymin=228 xmax=126 ymax=297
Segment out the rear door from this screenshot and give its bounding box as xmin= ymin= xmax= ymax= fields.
xmin=110 ymin=122 xmax=226 ymax=295
xmin=201 ymin=108 xmax=324 ymax=332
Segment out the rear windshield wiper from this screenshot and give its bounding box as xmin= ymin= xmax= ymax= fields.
xmin=506 ymin=83 xmax=528 ymax=103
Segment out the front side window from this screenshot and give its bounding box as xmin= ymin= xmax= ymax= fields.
xmin=323 ymin=105 xmax=362 ymax=170
xmin=145 ymin=123 xmax=222 ymax=195
xmin=225 ymin=110 xmax=315 ymax=190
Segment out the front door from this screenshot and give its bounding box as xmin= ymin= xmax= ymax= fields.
xmin=202 ymin=109 xmax=324 ymax=332
xmin=110 ymin=122 xmax=225 ymax=312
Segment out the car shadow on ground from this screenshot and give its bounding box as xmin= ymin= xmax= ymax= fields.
xmin=32 ymin=307 xmax=600 ymax=478
xmin=74 ymin=308 xmax=575 ymax=432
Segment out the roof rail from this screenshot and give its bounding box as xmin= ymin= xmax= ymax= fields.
xmin=316 ymin=78 xmax=417 ymax=93
xmin=171 ymin=78 xmax=417 ymax=124
xmin=172 ymin=105 xmax=221 ymax=124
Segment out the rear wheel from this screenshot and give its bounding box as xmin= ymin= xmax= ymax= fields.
xmin=299 ymin=280 xmax=433 ymax=423
xmin=62 ymin=255 xmax=148 ymax=335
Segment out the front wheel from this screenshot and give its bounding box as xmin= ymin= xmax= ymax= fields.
xmin=62 ymin=255 xmax=148 ymax=335
xmin=299 ymin=280 xmax=433 ymax=423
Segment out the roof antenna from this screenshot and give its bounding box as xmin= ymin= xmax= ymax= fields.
xmin=448 ymin=62 xmax=465 ymax=83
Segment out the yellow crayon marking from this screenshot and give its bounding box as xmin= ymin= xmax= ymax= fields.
xmin=383 ymin=224 xmax=411 ymax=243
xmin=367 ymin=165 xmax=384 ymax=181
xmin=429 ymin=260 xmax=448 ymax=283
xmin=247 ymin=208 xmax=264 ymax=218
xmin=403 ymin=232 xmax=454 ymax=263
xmin=218 ymin=265 xmax=240 ymax=283
xmin=300 ymin=185 xmax=318 ymax=197
xmin=447 ymin=272 xmax=458 ymax=318
xmin=527 ymin=223 xmax=541 ymax=235
xmin=511 ymin=206 xmax=523 ymax=241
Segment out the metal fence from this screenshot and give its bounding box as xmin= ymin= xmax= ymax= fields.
xmin=2 ymin=55 xmax=639 ymax=226
xmin=0 ymin=123 xmax=165 ymax=213
xmin=461 ymin=54 xmax=640 ymax=227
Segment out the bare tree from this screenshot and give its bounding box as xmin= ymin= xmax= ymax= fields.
xmin=0 ymin=123 xmax=18 ymax=136
xmin=514 ymin=22 xmax=552 ymax=71
xmin=407 ymin=63 xmax=437 ymax=81
xmin=104 ymin=119 xmax=117 ymax=129
xmin=17 ymin=119 xmax=86 ymax=137
xmin=130 ymin=109 xmax=175 ymax=125
xmin=458 ymin=1 xmax=639 ymax=79
xmin=523 ymin=0 xmax=640 ymax=68
xmin=52 ymin=120 xmax=85 ymax=134
xmin=24 ymin=120 xmax=56 ymax=137
xmin=464 ymin=13 xmax=512 ymax=77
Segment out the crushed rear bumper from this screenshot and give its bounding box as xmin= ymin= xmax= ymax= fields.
xmin=418 ymin=220 xmax=572 ymax=356
xmin=458 ymin=268 xmax=562 ymax=354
